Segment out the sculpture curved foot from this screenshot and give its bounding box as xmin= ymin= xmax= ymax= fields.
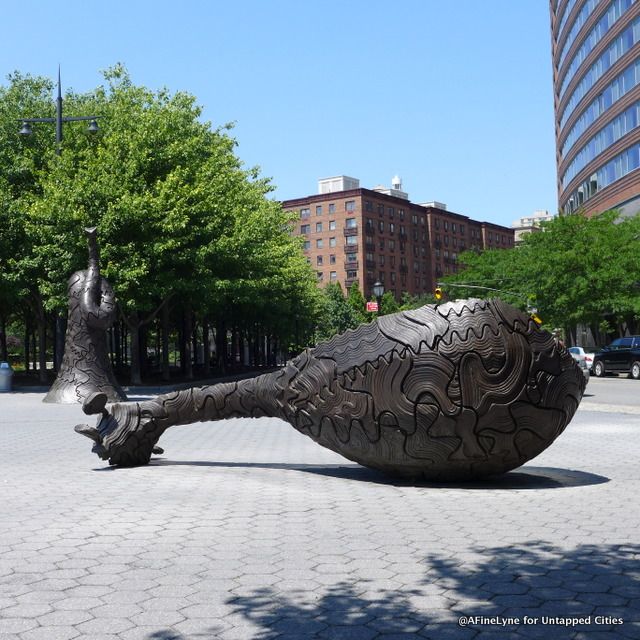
xmin=75 ymin=392 xmax=165 ymax=466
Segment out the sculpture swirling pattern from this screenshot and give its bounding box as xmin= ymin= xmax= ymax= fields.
xmin=44 ymin=228 xmax=126 ymax=404
xmin=75 ymin=299 xmax=585 ymax=480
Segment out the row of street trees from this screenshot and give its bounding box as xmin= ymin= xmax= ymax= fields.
xmin=442 ymin=211 xmax=640 ymax=345
xmin=0 ymin=67 xmax=324 ymax=383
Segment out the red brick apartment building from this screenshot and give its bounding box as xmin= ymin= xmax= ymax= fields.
xmin=282 ymin=176 xmax=515 ymax=300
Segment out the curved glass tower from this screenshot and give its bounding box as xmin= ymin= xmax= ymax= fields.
xmin=552 ymin=0 xmax=640 ymax=216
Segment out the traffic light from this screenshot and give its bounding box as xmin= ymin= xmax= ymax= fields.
xmin=434 ymin=287 xmax=444 ymax=301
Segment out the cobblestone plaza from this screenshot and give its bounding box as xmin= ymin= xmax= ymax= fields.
xmin=1 ymin=382 xmax=639 ymax=639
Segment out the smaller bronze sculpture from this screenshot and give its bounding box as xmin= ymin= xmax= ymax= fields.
xmin=44 ymin=228 xmax=126 ymax=404
xmin=75 ymin=299 xmax=585 ymax=481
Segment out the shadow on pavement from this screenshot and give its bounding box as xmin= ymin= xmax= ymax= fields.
xmin=143 ymin=541 xmax=640 ymax=639
xmin=143 ymin=459 xmax=609 ymax=489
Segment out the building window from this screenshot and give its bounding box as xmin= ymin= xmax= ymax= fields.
xmin=444 ymin=221 xmax=449 ymax=231
xmin=460 ymin=224 xmax=465 ymax=234
xmin=346 ymin=200 xmax=356 ymax=212
xmin=329 ymin=220 xmax=336 ymax=230
xmin=329 ymin=237 xmax=337 ymax=247
xmin=378 ymin=203 xmax=385 ymax=214
xmin=316 ymin=205 xmax=322 ymax=216
xmin=317 ymin=256 xmax=323 ymax=266
xmin=379 ymin=254 xmax=385 ymax=266
xmin=330 ymin=271 xmax=337 ymax=280
xmin=300 ymin=208 xmax=310 ymax=219
xmin=412 ymin=214 xmax=418 ymax=224
xmin=379 ymin=272 xmax=385 ymax=283
xmin=390 ymin=272 xmax=396 ymax=284
xmin=347 ymin=270 xmax=358 ymax=278
xmin=379 ymin=220 xmax=384 ymax=232
xmin=389 ymin=223 xmax=395 ymax=233
xmin=452 ymin=223 xmax=457 ymax=233
xmin=365 ymin=200 xmax=373 ymax=212
xmin=329 ymin=203 xmax=336 ymax=213
xmin=316 ymin=222 xmax=323 ymax=233
xmin=435 ymin=219 xmax=440 ymax=229
xmin=389 ymin=207 xmax=396 ymax=217
xmin=345 ymin=218 xmax=357 ymax=228
xmin=300 ymin=224 xmax=310 ymax=234
xmin=366 ymin=252 xmax=374 ymax=262
xmin=346 ymin=253 xmax=358 ymax=263
xmin=379 ymin=239 xmax=385 ymax=250
xmin=389 ymin=239 xmax=395 ymax=250
xmin=346 ymin=235 xmax=357 ymax=245
xmin=303 ymin=240 xmax=310 ymax=250
xmin=317 ymin=272 xmax=323 ymax=280
xmin=390 ymin=256 xmax=395 ymax=268
xmin=330 ymin=254 xmax=336 ymax=264
xmin=316 ymin=239 xmax=323 ymax=248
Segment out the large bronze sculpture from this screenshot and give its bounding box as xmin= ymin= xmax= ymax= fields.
xmin=75 ymin=298 xmax=584 ymax=481
xmin=44 ymin=228 xmax=126 ymax=404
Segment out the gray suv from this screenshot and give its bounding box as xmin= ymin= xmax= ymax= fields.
xmin=592 ymin=336 xmax=640 ymax=379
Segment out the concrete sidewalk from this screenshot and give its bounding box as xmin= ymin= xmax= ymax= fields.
xmin=0 ymin=393 xmax=638 ymax=639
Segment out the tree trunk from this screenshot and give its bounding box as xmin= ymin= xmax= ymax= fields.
xmin=24 ymin=321 xmax=30 ymax=372
xmin=202 ymin=316 xmax=210 ymax=376
xmin=216 ymin=318 xmax=227 ymax=373
xmin=34 ymin=296 xmax=48 ymax=384
xmin=184 ymin=306 xmax=193 ymax=380
xmin=128 ymin=313 xmax=142 ymax=386
xmin=54 ymin=314 xmax=66 ymax=371
xmin=161 ymin=302 xmax=171 ymax=382
xmin=0 ymin=315 xmax=7 ymax=361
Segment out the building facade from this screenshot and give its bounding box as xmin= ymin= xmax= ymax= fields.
xmin=282 ymin=177 xmax=515 ymax=300
xmin=551 ymin=0 xmax=640 ymax=217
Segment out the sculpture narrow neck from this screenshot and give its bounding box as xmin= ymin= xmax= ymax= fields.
xmin=85 ymin=228 xmax=100 ymax=273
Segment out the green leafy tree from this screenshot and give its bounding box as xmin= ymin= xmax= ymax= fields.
xmin=346 ymin=282 xmax=368 ymax=324
xmin=446 ymin=210 xmax=640 ymax=343
xmin=316 ymin=283 xmax=360 ymax=341
xmin=1 ymin=66 xmax=320 ymax=382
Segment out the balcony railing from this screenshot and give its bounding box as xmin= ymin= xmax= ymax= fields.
xmin=344 ymin=244 xmax=358 ymax=253
xmin=344 ymin=261 xmax=359 ymax=270
xmin=343 ymin=228 xmax=358 ymax=237
xmin=345 ymin=278 xmax=358 ymax=289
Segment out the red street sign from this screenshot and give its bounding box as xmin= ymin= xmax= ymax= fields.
xmin=366 ymin=301 xmax=379 ymax=312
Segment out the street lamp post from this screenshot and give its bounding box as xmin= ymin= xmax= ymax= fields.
xmin=19 ymin=68 xmax=100 ymax=156
xmin=19 ymin=68 xmax=101 ymax=371
xmin=372 ymin=281 xmax=384 ymax=316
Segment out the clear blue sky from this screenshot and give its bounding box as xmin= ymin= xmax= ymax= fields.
xmin=2 ymin=0 xmax=555 ymax=228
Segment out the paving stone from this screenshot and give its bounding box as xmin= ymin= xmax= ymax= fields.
xmin=2 ymin=395 xmax=640 ymax=639
xmin=0 ymin=618 xmax=38 ymax=633
xmin=20 ymin=627 xmax=80 ymax=640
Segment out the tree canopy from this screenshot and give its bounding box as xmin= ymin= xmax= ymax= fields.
xmin=443 ymin=210 xmax=640 ymax=343
xmin=0 ymin=66 xmax=321 ymax=380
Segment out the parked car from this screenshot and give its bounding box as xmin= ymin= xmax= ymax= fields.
xmin=567 ymin=346 xmax=595 ymax=372
xmin=568 ymin=349 xmax=590 ymax=384
xmin=592 ymin=336 xmax=640 ymax=379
